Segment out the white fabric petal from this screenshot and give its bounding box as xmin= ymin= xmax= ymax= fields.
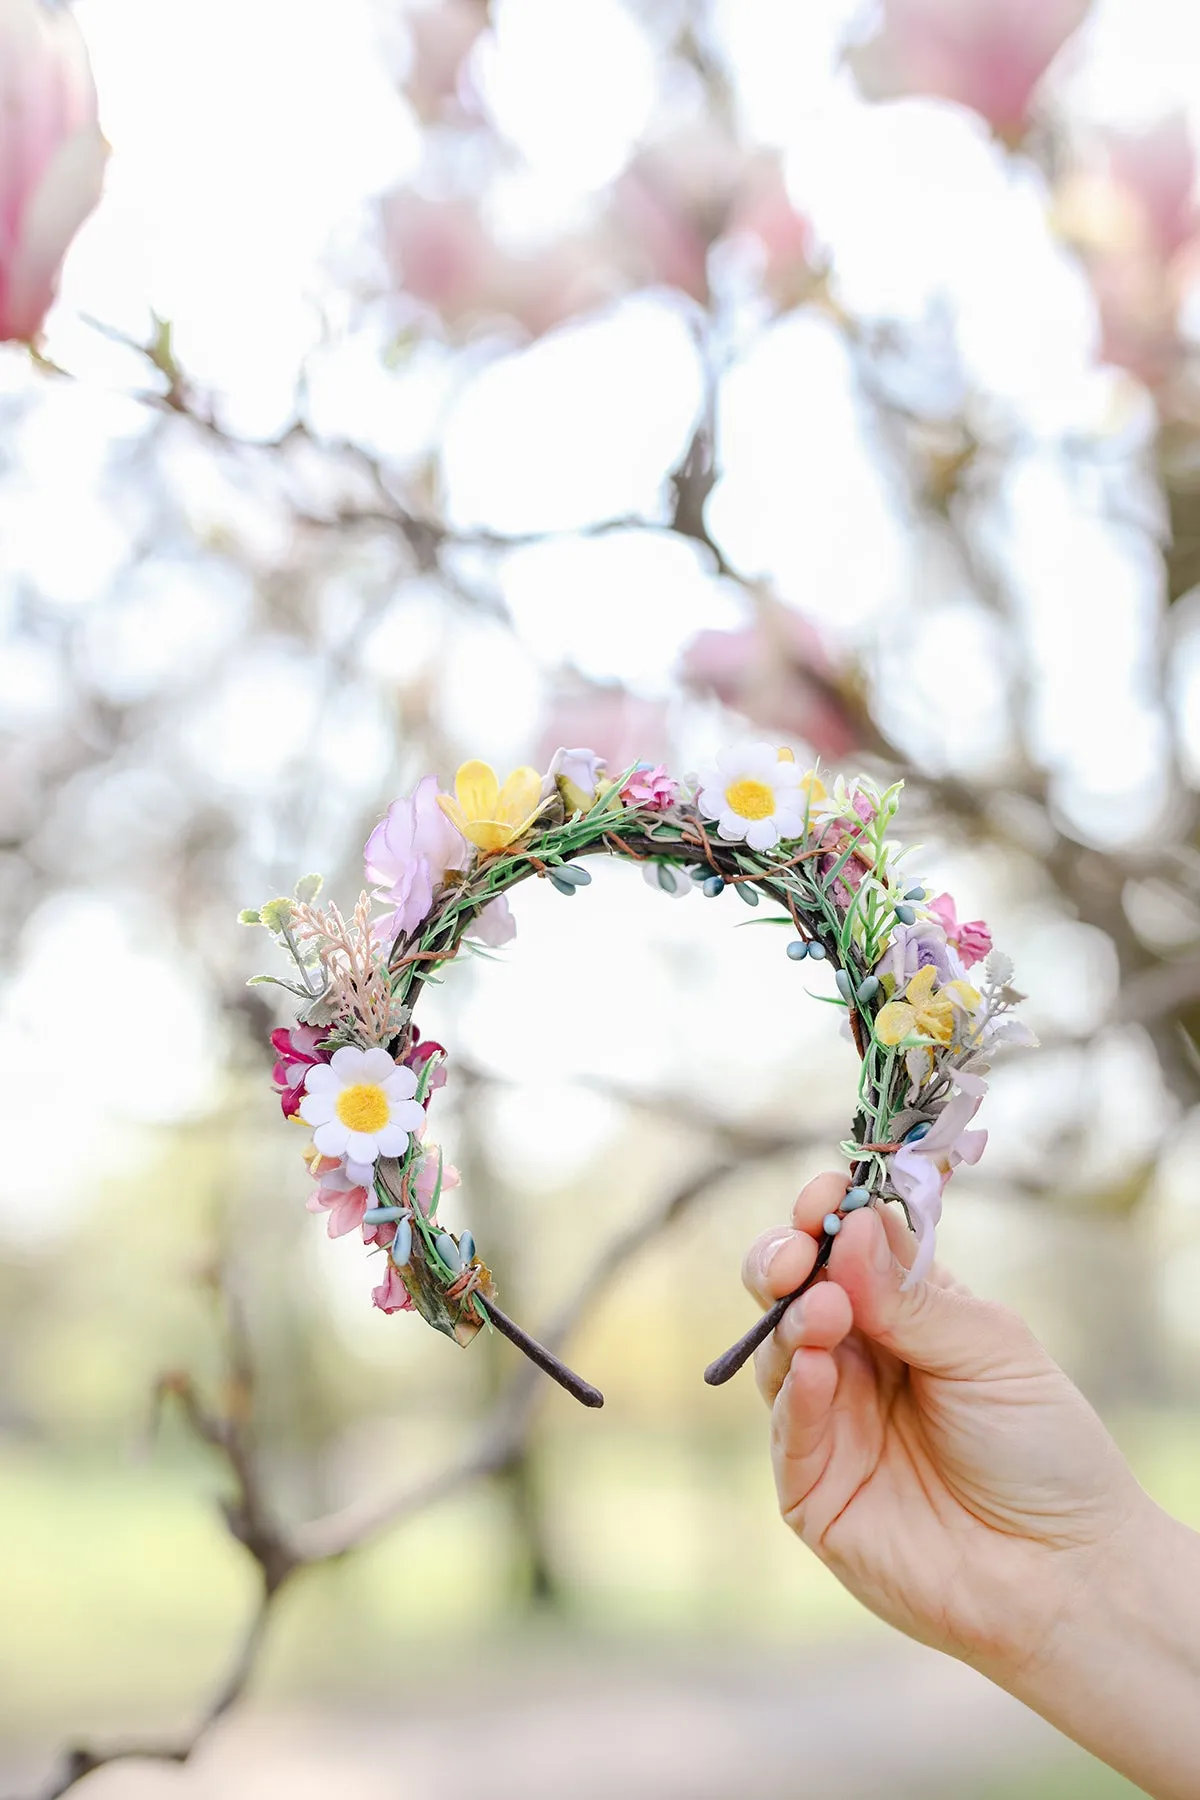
xmin=302 ymin=1064 xmax=339 ymax=1095
xmin=313 ymin=1119 xmax=350 ymax=1156
xmin=298 ymin=1093 xmax=335 ymax=1126
xmin=374 ymin=1122 xmax=412 ymax=1157
xmin=344 ymin=1157 xmax=377 ymax=1186
xmin=383 ymin=1064 xmax=419 ymax=1101
xmin=772 ymin=761 xmax=805 ymax=789
xmin=716 ymin=811 xmax=748 ymax=841
xmin=358 ymin=1047 xmax=398 ymax=1083
xmin=694 ymin=767 xmax=722 ymax=795
xmin=388 ymin=1098 xmax=427 ymax=1132
xmin=740 ymin=741 xmax=780 ymax=775
xmin=695 ymin=785 xmax=722 ymax=821
xmin=330 ymin=1044 xmax=367 ymax=1078
xmin=345 ymin=1130 xmax=381 ymax=1164
xmin=772 ymin=808 xmax=805 ymax=841
xmin=745 ymin=818 xmax=781 ymax=851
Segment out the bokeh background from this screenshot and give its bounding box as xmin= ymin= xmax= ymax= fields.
xmin=4 ymin=0 xmax=1200 ymax=1794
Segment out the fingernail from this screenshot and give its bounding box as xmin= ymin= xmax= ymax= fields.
xmin=760 ymin=1230 xmax=796 ymax=1279
xmin=871 ymin=1215 xmax=893 ymax=1273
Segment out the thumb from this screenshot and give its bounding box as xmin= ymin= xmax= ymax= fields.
xmin=830 ymin=1206 xmax=1048 ymax=1381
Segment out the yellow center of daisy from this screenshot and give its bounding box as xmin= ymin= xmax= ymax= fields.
xmin=335 ymin=1083 xmax=390 ymax=1134
xmin=725 ymin=778 xmax=776 ymax=820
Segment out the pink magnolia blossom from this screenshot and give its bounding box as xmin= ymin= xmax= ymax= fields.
xmin=1056 ymin=114 xmax=1199 ymax=390
xmin=928 ymin=893 xmax=992 ymax=969
xmin=306 ymin=1167 xmax=371 ymax=1239
xmin=400 ymin=0 xmax=488 ymax=124
xmin=366 ymin=774 xmax=469 ymax=943
xmin=536 ymin=683 xmax=671 ymax=778
xmin=620 ymin=763 xmax=678 ymax=811
xmin=681 ymin=608 xmax=868 ymax=760
xmin=271 ymin=1023 xmax=330 ymax=1119
xmin=725 ymin=157 xmax=816 ymax=312
xmin=891 ymin=1073 xmax=988 ymax=1287
xmin=372 ymin=1264 xmax=415 ymax=1314
xmin=0 ymin=0 xmax=108 ymax=343
xmin=847 ymin=0 xmax=1092 ymax=142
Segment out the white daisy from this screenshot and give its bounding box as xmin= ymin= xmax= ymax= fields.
xmin=695 ymin=742 xmax=808 ymax=851
xmin=298 ymin=1045 xmax=425 ymax=1167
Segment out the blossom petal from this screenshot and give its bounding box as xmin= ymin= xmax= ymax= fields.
xmin=454 ymin=759 xmax=500 ymax=820
xmin=330 ymin=1044 xmax=367 ymax=1078
xmin=875 ymin=1001 xmax=915 ymax=1047
xmin=388 ymin=1098 xmax=428 ymax=1133
xmin=313 ymin=1119 xmax=351 ymax=1156
xmin=358 ymin=1047 xmax=398 ymax=1083
xmin=716 ymin=811 xmax=748 ymax=841
xmin=303 ymin=1065 xmax=340 ymax=1094
xmin=298 ymin=1092 xmax=335 ymax=1126
xmin=374 ymin=1122 xmax=412 ymax=1157
xmin=744 ymin=819 xmax=781 ymax=851
xmin=345 ymin=1130 xmax=381 ymax=1164
xmin=772 ymin=808 xmax=805 ymax=841
xmin=382 ymin=1064 xmax=419 ymax=1101
xmin=695 ymin=786 xmax=723 ymax=820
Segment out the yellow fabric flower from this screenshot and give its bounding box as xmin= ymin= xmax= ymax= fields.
xmin=875 ymin=964 xmax=980 ymax=1047
xmin=437 ymin=760 xmax=545 ymax=854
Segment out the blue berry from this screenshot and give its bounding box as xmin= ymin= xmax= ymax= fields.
xmin=823 ymin=1213 xmax=843 ymax=1236
xmin=857 ymin=975 xmax=880 ymax=1002
xmin=434 ymin=1230 xmax=462 ymax=1275
xmin=904 ymin=886 xmax=926 ymax=902
xmin=392 ymin=1218 xmax=413 ymax=1265
xmin=841 ymin=1186 xmax=871 ymax=1211
xmin=702 ymin=875 xmax=725 ymax=897
xmin=807 ymin=941 xmax=827 ymax=961
xmin=835 ymin=969 xmax=854 ymax=999
xmin=904 ymin=1121 xmax=933 ymax=1144
xmin=363 ymin=1205 xmax=402 ymax=1225
xmin=458 ymin=1229 xmax=475 ymax=1263
xmin=894 ymin=903 xmax=916 ymax=926
xmin=786 ymin=940 xmax=809 ymax=961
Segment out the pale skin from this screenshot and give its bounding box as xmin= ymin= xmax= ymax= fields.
xmin=744 ymin=1172 xmax=1200 ymax=1800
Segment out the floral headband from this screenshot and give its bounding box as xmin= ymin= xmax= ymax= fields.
xmin=242 ymin=743 xmax=1034 ymax=1407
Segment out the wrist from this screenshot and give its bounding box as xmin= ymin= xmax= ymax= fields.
xmin=994 ymin=1494 xmax=1200 ymax=1800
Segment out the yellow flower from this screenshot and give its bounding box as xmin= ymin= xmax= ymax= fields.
xmin=437 ymin=760 xmax=545 ymax=854
xmin=875 ymin=964 xmax=980 ymax=1048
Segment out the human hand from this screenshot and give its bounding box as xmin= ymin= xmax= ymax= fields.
xmin=743 ymin=1172 xmax=1149 ymax=1680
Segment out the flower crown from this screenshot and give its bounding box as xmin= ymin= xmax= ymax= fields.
xmin=242 ymin=743 xmax=1034 ymax=1406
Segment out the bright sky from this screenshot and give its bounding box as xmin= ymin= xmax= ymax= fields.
xmin=1 ymin=0 xmax=1198 ymax=1260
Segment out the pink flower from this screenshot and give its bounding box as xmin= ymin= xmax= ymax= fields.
xmin=681 ymin=607 xmax=868 ymax=761
xmin=271 ymin=1023 xmax=331 ymax=1119
xmin=890 ymin=1073 xmax=988 ymax=1286
xmin=0 ymin=1 xmax=108 ymax=343
xmin=415 ymin=1145 xmax=460 ymax=1214
xmin=400 ymin=0 xmax=487 ymax=124
xmin=536 ymin=683 xmax=671 ymax=777
xmin=366 ymin=774 xmax=469 ymax=943
xmin=306 ymin=1167 xmax=371 ymax=1239
xmin=724 ymin=156 xmax=816 ymax=312
xmin=620 ymin=763 xmax=678 ymax=811
xmin=847 ymin=0 xmax=1091 ymax=143
xmin=928 ymin=893 xmax=992 ymax=969
xmin=400 ymin=1026 xmax=448 ymax=1101
xmin=372 ymin=1264 xmax=414 ymax=1314
xmin=470 ymin=894 xmax=516 ymax=947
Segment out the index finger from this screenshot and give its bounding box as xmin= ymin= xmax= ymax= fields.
xmin=741 ymin=1171 xmax=850 ymax=1309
